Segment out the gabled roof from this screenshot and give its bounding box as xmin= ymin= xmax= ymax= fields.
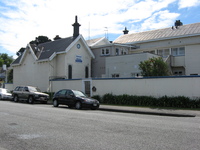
xmin=113 ymin=22 xmax=200 ymax=44
xmin=33 ymin=36 xmax=75 ymax=60
xmin=12 ymin=35 xmax=94 ymax=66
xmin=12 ymin=53 xmax=24 ymax=65
xmin=86 ymin=37 xmax=104 ymax=46
xmin=86 ymin=37 xmax=110 ymax=47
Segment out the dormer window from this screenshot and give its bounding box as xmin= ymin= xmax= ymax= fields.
xmin=101 ymin=48 xmax=110 ymax=56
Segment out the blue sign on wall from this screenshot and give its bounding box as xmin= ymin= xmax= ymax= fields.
xmin=75 ymin=55 xmax=82 ymax=63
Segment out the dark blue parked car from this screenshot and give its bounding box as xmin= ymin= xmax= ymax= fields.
xmin=53 ymin=89 xmax=100 ymax=110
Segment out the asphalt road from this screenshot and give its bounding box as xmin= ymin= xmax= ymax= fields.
xmin=0 ymin=101 xmax=200 ymax=150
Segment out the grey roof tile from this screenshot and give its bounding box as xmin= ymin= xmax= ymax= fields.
xmin=37 ymin=36 xmax=74 ymax=60
xmin=12 ymin=36 xmax=75 ymax=65
xmin=12 ymin=54 xmax=23 ymax=65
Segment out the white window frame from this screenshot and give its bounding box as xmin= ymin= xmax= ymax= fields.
xmin=171 ymin=47 xmax=185 ymax=56
xmin=157 ymin=49 xmax=170 ymax=57
xmin=101 ymin=48 xmax=110 ymax=56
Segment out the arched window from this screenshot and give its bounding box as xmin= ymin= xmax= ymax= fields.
xmin=85 ymin=66 xmax=89 ymax=78
xmin=68 ymin=65 xmax=72 ymax=79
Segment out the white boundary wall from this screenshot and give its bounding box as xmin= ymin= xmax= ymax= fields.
xmin=51 ymin=76 xmax=200 ymax=99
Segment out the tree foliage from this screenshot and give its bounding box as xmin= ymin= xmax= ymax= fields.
xmin=0 ymin=53 xmax=13 ymax=67
xmin=53 ymin=35 xmax=62 ymax=40
xmin=139 ymin=57 xmax=170 ymax=77
xmin=30 ymin=35 xmax=51 ymax=45
xmin=16 ymin=35 xmax=52 ymax=56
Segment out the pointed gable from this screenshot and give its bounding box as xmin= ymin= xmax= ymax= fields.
xmin=86 ymin=37 xmax=110 ymax=47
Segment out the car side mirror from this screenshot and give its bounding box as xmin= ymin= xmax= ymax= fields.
xmin=69 ymin=94 xmax=74 ymax=97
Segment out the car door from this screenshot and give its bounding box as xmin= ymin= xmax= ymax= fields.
xmin=65 ymin=90 xmax=75 ymax=105
xmin=17 ymin=87 xmax=24 ymax=100
xmin=58 ymin=90 xmax=67 ymax=105
xmin=22 ymin=87 xmax=29 ymax=100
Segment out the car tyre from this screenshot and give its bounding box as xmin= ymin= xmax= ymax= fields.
xmin=13 ymin=95 xmax=18 ymax=102
xmin=75 ymin=101 xmax=81 ymax=109
xmin=53 ymin=100 xmax=59 ymax=107
xmin=28 ymin=96 xmax=34 ymax=104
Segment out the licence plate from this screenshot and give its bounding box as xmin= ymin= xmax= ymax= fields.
xmin=93 ymin=104 xmax=97 ymax=106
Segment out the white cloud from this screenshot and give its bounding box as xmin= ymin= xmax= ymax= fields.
xmin=0 ymin=0 xmax=186 ymax=56
xmin=139 ymin=10 xmax=180 ymax=32
xmin=178 ymin=0 xmax=200 ymax=9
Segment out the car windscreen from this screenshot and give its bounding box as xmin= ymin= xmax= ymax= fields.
xmin=73 ymin=90 xmax=87 ymax=97
xmin=28 ymin=87 xmax=41 ymax=92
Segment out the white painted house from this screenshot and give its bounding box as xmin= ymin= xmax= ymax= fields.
xmin=11 ymin=16 xmax=94 ymax=92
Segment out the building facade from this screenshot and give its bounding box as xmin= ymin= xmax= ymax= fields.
xmin=11 ymin=19 xmax=200 ymax=92
xmin=114 ymin=22 xmax=200 ymax=76
xmin=11 ymin=16 xmax=94 ymax=91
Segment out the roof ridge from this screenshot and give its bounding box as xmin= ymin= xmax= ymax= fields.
xmin=129 ymin=22 xmax=200 ymax=35
xmin=113 ymin=22 xmax=200 ymax=44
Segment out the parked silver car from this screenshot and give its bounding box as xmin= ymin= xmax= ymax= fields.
xmin=0 ymin=88 xmax=12 ymax=100
xmin=12 ymin=86 xmax=49 ymax=104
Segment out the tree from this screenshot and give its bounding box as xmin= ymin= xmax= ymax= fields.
xmin=139 ymin=57 xmax=170 ymax=77
xmin=53 ymin=35 xmax=62 ymax=40
xmin=30 ymin=35 xmax=51 ymax=45
xmin=0 ymin=53 xmax=13 ymax=68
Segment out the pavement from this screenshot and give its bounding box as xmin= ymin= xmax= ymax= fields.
xmin=99 ymin=105 xmax=200 ymax=117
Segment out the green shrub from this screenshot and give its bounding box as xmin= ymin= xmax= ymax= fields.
xmin=96 ymin=93 xmax=200 ymax=109
xmin=91 ymin=95 xmax=102 ymax=102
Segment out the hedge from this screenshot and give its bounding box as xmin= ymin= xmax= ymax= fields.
xmin=92 ymin=94 xmax=200 ymax=109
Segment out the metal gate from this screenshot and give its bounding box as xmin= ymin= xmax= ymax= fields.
xmin=82 ymin=79 xmax=92 ymax=97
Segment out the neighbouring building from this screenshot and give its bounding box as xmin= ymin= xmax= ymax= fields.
xmin=113 ymin=22 xmax=200 ymax=76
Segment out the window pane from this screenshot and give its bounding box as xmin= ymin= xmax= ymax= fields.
xmin=179 ymin=47 xmax=185 ymax=55
xmin=106 ymin=49 xmax=109 ymax=54
xmin=172 ymin=48 xmax=178 ymax=56
xmin=163 ymin=49 xmax=169 ymax=57
xmin=158 ymin=50 xmax=163 ymax=56
xmin=116 ymin=48 xmax=119 ymax=55
xmin=102 ymin=49 xmax=105 ymax=55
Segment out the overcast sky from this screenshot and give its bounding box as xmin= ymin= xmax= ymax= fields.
xmin=0 ymin=0 xmax=200 ymax=58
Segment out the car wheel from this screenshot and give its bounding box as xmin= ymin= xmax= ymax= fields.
xmin=53 ymin=100 xmax=59 ymax=107
xmin=28 ymin=96 xmax=34 ymax=104
xmin=75 ymin=101 xmax=81 ymax=109
xmin=13 ymin=95 xmax=18 ymax=102
xmin=0 ymin=95 xmax=2 ymax=100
